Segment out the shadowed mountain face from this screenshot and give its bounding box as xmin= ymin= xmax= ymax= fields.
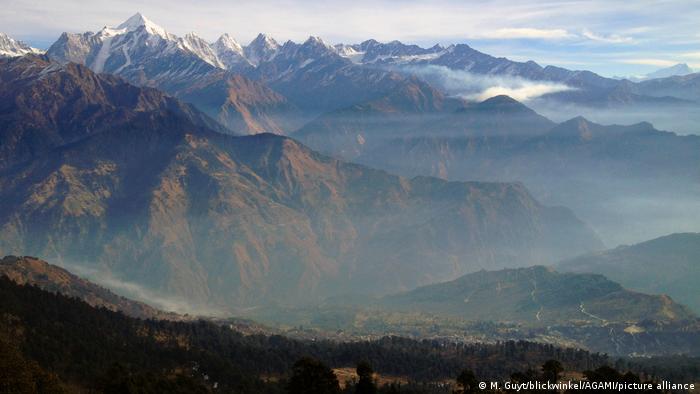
xmin=0 ymin=55 xmax=225 ymax=169
xmin=244 ymin=38 xmax=414 ymax=115
xmin=0 ymin=255 xmax=179 ymax=320
xmin=559 ymin=233 xmax=700 ymax=314
xmin=380 ymin=266 xmax=695 ymax=326
xmin=0 ymin=56 xmax=602 ymax=309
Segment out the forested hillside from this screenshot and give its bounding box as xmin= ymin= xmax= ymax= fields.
xmin=0 ymin=276 xmax=617 ymax=392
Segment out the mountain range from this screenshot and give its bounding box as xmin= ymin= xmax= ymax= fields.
xmin=0 ymin=13 xmax=694 ymax=137
xmin=0 ymin=55 xmax=603 ymax=309
xmin=1 ymin=11 xmax=698 ymax=337
xmin=248 ymin=263 xmax=700 ymax=356
xmin=297 ymin=92 xmax=700 ymax=244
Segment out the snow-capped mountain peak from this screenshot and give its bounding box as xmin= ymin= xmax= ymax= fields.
xmin=645 ymin=63 xmax=695 ymax=79
xmin=214 ymin=33 xmax=243 ymax=53
xmin=244 ymin=33 xmax=280 ymax=65
xmin=251 ymin=33 xmax=279 ymax=49
xmin=212 ymin=33 xmax=250 ymax=69
xmin=117 ymin=12 xmax=170 ymax=39
xmin=179 ymin=32 xmax=224 ymax=68
xmin=334 ymin=44 xmax=365 ymax=63
xmin=304 ymin=35 xmax=331 ymax=46
xmin=294 ymin=36 xmax=337 ymax=61
xmin=0 ymin=32 xmax=43 ymax=58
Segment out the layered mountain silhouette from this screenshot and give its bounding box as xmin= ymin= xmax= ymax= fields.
xmin=559 ymin=233 xmax=700 ymax=314
xmin=0 ymin=55 xmax=602 ymax=309
xmin=295 ymin=94 xmax=555 ymax=161
xmin=634 ymin=72 xmax=700 ymax=102
xmin=294 ymin=77 xmax=466 ymax=159
xmin=357 ymin=115 xmax=700 ymax=182
xmin=338 ymin=109 xmax=700 ymax=244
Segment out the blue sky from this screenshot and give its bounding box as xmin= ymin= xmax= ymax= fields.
xmin=3 ymin=0 xmax=699 ymax=77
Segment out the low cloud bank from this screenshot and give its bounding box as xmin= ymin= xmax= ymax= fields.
xmin=403 ymin=65 xmax=574 ymax=102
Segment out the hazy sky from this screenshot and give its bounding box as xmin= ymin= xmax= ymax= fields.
xmin=4 ymin=0 xmax=700 ymax=77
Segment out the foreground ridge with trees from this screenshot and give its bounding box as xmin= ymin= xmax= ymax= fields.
xmin=1 ymin=276 xmax=698 ymax=393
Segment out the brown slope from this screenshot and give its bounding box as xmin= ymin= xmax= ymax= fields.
xmin=0 ymin=127 xmax=602 ymax=308
xmin=176 ymin=72 xmax=305 ymax=135
xmin=0 ymin=255 xmax=180 ymax=320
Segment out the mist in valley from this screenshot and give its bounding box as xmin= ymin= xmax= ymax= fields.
xmin=526 ymin=179 xmax=700 ymax=248
xmin=48 ymin=258 xmax=224 ymax=316
xmin=529 ymin=99 xmax=700 ymax=136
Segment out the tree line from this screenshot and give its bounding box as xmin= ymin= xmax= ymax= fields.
xmin=0 ymin=276 xmax=696 ymax=393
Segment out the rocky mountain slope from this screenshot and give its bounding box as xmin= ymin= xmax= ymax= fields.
xmin=0 ymin=54 xmax=225 ymax=169
xmin=0 ymin=56 xmax=602 ymax=309
xmin=176 ymin=72 xmax=303 ymax=134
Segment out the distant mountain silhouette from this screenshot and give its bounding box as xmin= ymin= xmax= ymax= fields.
xmin=559 ymin=233 xmax=700 ymax=313
xmin=381 ymin=265 xmax=695 ymax=325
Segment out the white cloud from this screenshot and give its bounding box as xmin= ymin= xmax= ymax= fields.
xmin=404 ymin=65 xmax=574 ymax=102
xmin=681 ymin=51 xmax=700 ymax=59
xmin=617 ymin=58 xmax=679 ymax=67
xmin=472 ymin=83 xmax=572 ymax=102
xmin=582 ymin=29 xmax=634 ymax=44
